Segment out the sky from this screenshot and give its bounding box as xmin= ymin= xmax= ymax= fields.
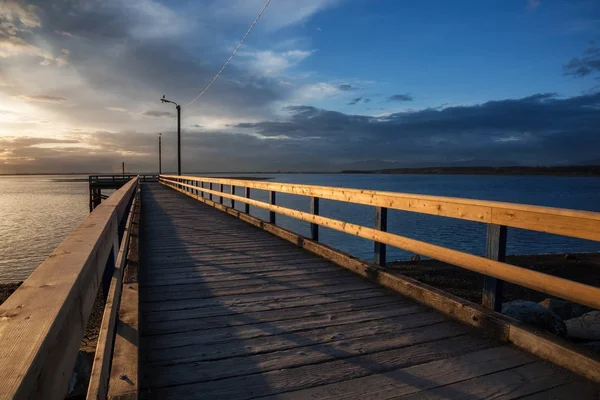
xmin=0 ymin=0 xmax=599 ymax=173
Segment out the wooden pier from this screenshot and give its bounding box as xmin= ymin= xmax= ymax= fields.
xmin=1 ymin=175 xmax=599 ymax=399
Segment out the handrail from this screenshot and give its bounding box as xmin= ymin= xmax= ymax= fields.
xmin=86 ymin=185 xmax=140 ymax=399
xmin=0 ymin=177 xmax=138 ymax=400
xmin=161 ymin=174 xmax=600 ymax=242
xmin=159 ymin=175 xmax=600 ymax=312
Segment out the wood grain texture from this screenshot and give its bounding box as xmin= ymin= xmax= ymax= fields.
xmin=138 ymin=183 xmax=597 ymax=399
xmin=87 ymin=187 xmax=139 ymax=399
xmin=0 ymin=177 xmax=137 ymax=400
xmin=107 ymin=186 xmax=142 ymax=399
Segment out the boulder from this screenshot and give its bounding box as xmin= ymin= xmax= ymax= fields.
xmin=538 ymin=298 xmax=592 ymax=320
xmin=565 ymin=311 xmax=600 ymax=341
xmin=502 ymin=300 xmax=567 ymax=337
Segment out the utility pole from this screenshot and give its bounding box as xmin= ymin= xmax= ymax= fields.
xmin=159 ymin=133 xmax=162 ymax=175
xmin=160 ymin=95 xmax=181 ymax=176
xmin=122 ymin=161 xmax=125 ymax=178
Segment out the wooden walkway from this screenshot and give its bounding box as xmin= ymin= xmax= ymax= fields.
xmin=139 ymin=183 xmax=598 ymax=399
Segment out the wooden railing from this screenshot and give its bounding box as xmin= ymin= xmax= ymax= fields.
xmin=160 ymin=174 xmax=600 ymax=312
xmin=89 ymin=174 xmax=158 ymax=185
xmin=0 ymin=177 xmax=139 ymax=400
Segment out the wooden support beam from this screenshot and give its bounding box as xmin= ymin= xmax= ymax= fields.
xmin=482 ymin=224 xmax=507 ymax=312
xmin=374 ymin=206 xmax=388 ymax=266
xmin=231 ymin=185 xmax=236 ymax=210
xmin=244 ymin=187 xmax=250 ymax=214
xmin=310 ymin=197 xmax=320 ymax=241
xmin=219 ymin=184 xmax=223 ymax=204
xmin=269 ymin=191 xmax=276 ymax=224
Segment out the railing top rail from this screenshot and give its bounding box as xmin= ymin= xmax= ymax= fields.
xmin=160 ymin=174 xmax=600 ymax=242
xmin=0 ymin=177 xmax=138 ymax=399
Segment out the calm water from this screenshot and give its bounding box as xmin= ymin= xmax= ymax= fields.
xmin=1 ymin=174 xmax=600 ymax=282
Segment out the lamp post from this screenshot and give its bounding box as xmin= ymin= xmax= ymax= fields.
xmin=160 ymin=95 xmax=181 ymax=176
xmin=158 ymin=133 xmax=162 ymax=175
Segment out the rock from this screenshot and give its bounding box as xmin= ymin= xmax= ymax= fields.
xmin=65 ymin=351 xmax=92 ymax=399
xmin=409 ymin=255 xmax=421 ymax=263
xmin=565 ymin=311 xmax=600 ymax=341
xmin=502 ymin=300 xmax=567 ymax=337
xmin=538 ymin=298 xmax=592 ymax=320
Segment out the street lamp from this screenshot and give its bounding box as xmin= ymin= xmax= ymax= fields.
xmin=158 ymin=133 xmax=162 ymax=175
xmin=160 ymin=95 xmax=181 ymax=176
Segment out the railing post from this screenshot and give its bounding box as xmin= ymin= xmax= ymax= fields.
xmin=209 ymin=183 xmax=213 ymax=201
xmin=219 ymin=184 xmax=224 ymax=204
xmin=201 ymin=181 xmax=204 ymax=198
xmin=482 ymin=224 xmax=507 ymax=312
xmin=310 ymin=197 xmax=320 ymax=241
xmin=374 ymin=206 xmax=388 ymax=266
xmin=231 ymin=185 xmax=236 ymax=209
xmin=245 ymin=187 xmax=250 ymax=214
xmin=269 ymin=191 xmax=276 ymax=224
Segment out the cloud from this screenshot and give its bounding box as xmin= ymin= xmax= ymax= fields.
xmin=347 ymin=96 xmax=362 ymax=105
xmin=190 ymin=124 xmax=203 ymax=128
xmin=387 ymin=94 xmax=414 ymax=102
xmin=527 ymin=0 xmax=541 ymax=11
xmin=16 ymin=94 xmax=67 ymax=103
xmin=243 ymin=49 xmax=313 ymax=76
xmin=337 ymin=84 xmax=357 ymax=91
xmin=106 ymin=107 xmax=128 ymax=113
xmin=564 ymin=42 xmax=600 ymax=78
xmin=2 ymin=92 xmax=600 ymax=173
xmin=143 ymin=110 xmax=174 ymax=118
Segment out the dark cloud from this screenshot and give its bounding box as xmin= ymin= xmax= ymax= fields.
xmin=190 ymin=124 xmax=203 ymax=128
xmin=17 ymin=94 xmax=67 ymax=103
xmin=3 ymin=91 xmax=600 ymax=173
xmin=364 ymin=98 xmax=371 ymax=103
xmin=143 ymin=110 xmax=174 ymax=118
xmin=387 ymin=94 xmax=414 ymax=102
xmin=564 ymin=42 xmax=600 ymax=78
xmin=338 ymin=84 xmax=357 ymax=91
xmin=347 ymin=96 xmax=362 ymax=105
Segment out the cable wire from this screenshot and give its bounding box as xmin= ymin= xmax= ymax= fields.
xmin=182 ymin=0 xmax=272 ymax=108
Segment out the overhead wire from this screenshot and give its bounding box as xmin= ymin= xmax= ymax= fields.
xmin=181 ymin=0 xmax=272 ymax=108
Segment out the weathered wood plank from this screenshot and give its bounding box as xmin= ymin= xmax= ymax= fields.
xmin=142 ymin=295 xmax=396 ymax=336
xmin=267 ymin=346 xmax=536 ymax=400
xmin=145 ymin=302 xmax=430 ymax=352
xmin=142 ymin=275 xmax=366 ymax=303
xmin=145 ymin=311 xmax=443 ymax=368
xmin=143 ymin=288 xmax=386 ymax=322
xmin=148 ymin=334 xmax=492 ymax=399
xmin=147 ymin=320 xmax=468 ymax=387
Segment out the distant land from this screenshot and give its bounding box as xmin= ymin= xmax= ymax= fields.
xmin=3 ymin=165 xmax=600 ymax=176
xmin=340 ymin=165 xmax=600 ymax=176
